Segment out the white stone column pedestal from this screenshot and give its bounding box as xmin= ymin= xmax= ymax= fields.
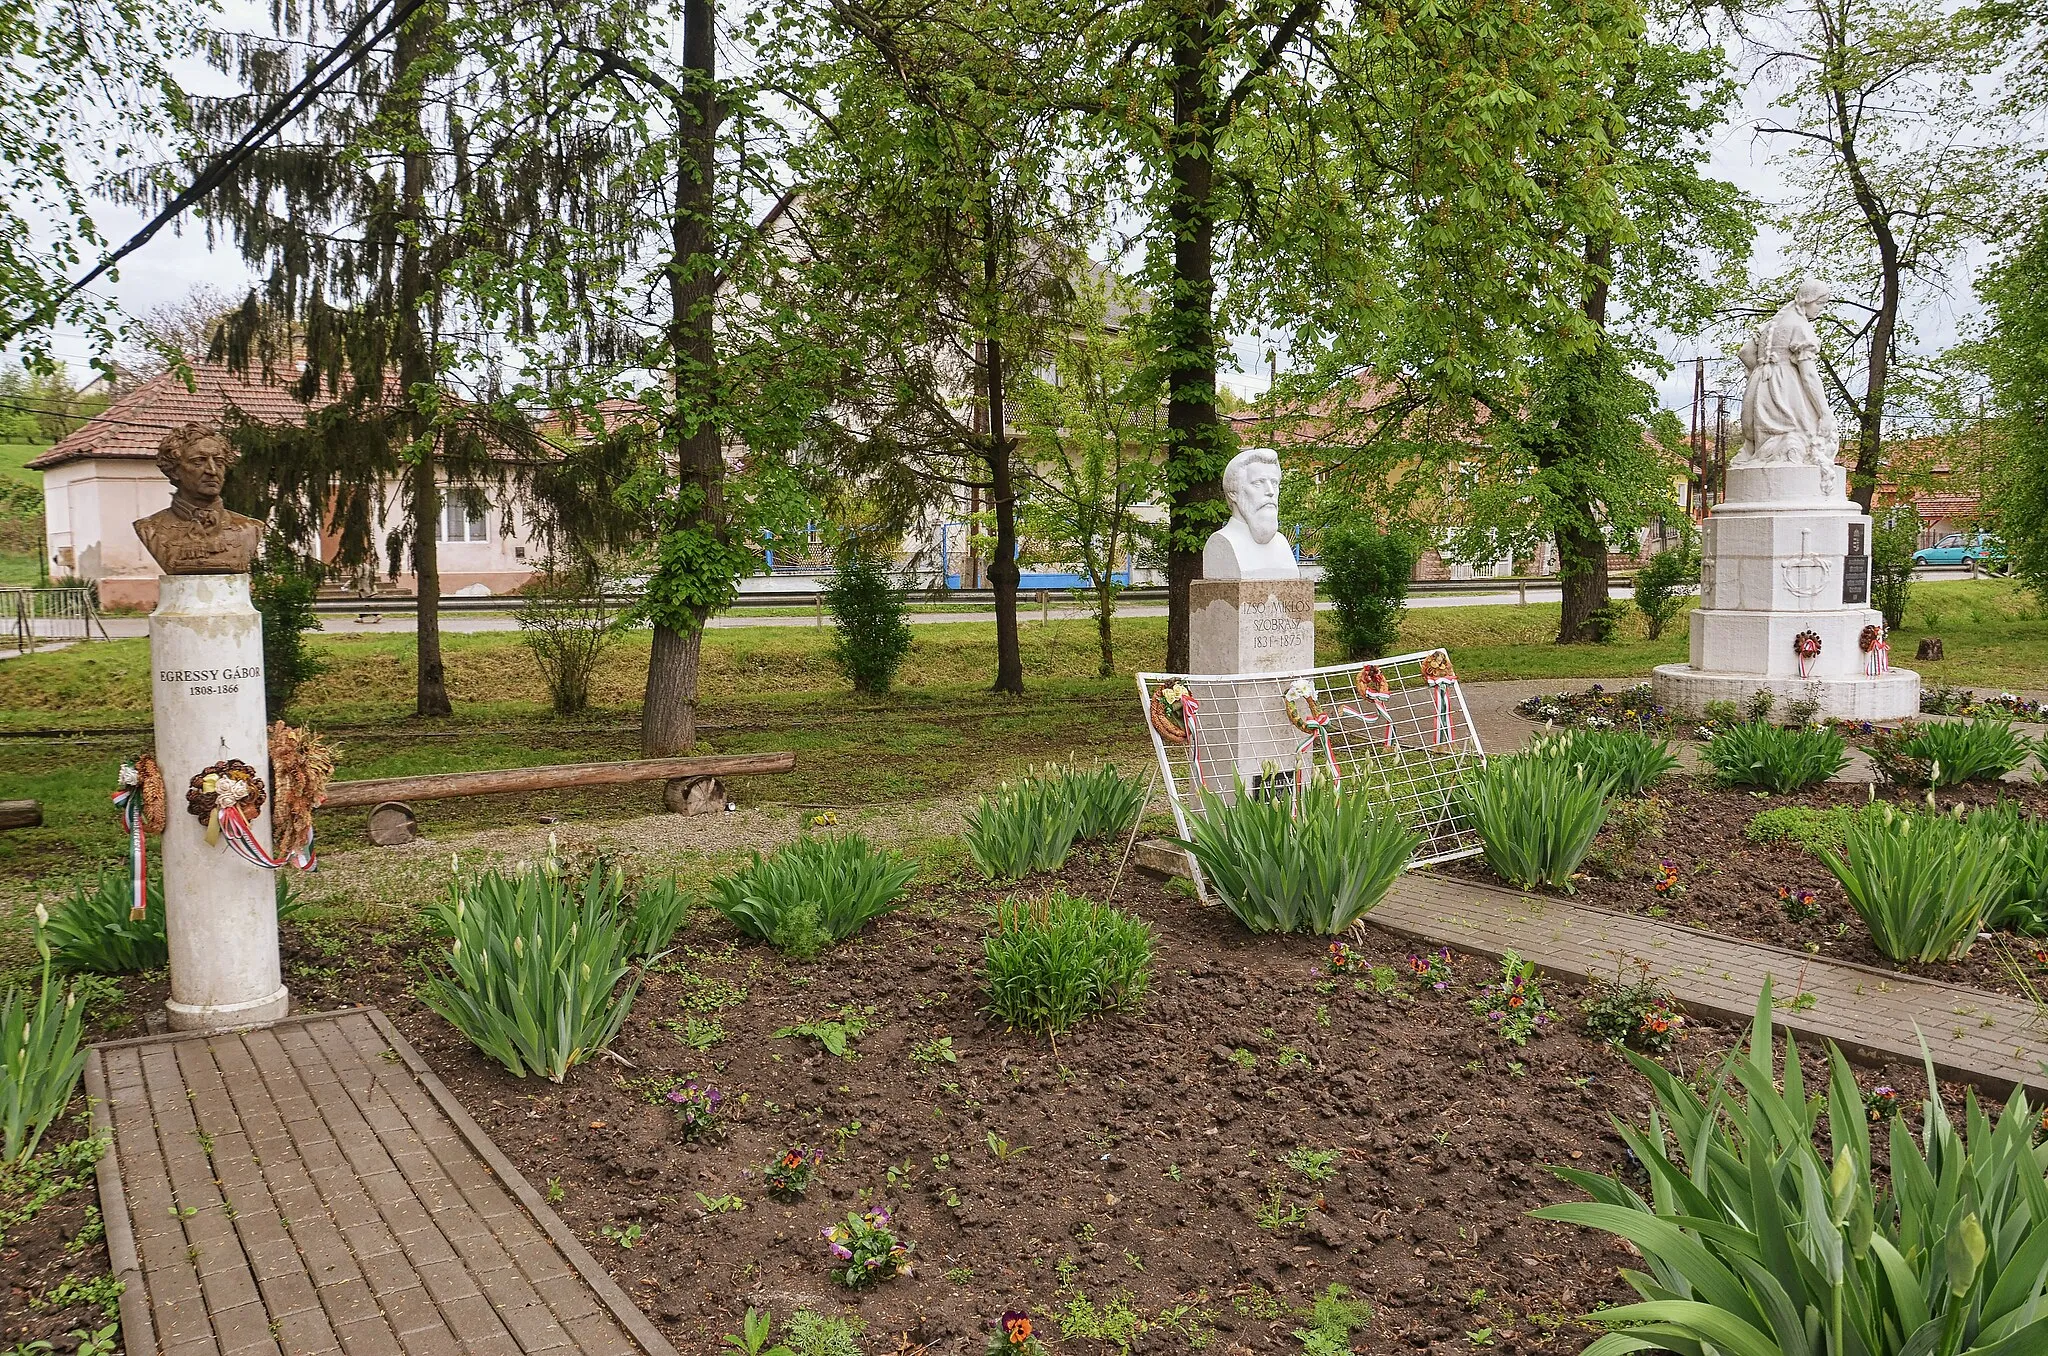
xmin=150 ymin=573 xmax=290 ymax=1031
xmin=1188 ymin=578 xmax=1317 ymax=791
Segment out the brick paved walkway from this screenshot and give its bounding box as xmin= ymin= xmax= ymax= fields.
xmin=85 ymin=1009 xmax=676 ymax=1356
xmin=1137 ymin=842 xmax=2048 ymax=1096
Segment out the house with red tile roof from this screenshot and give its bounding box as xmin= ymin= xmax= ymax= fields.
xmin=29 ymin=361 xmax=548 ymax=608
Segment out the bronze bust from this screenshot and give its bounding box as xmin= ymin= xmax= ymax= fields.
xmin=134 ymin=423 xmax=263 ymax=575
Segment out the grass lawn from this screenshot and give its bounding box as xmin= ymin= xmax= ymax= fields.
xmin=0 ymin=441 xmax=46 ymax=585
xmin=4 ymin=577 xmax=2042 ymax=898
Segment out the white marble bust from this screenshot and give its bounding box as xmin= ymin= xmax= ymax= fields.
xmin=1203 ymin=447 xmax=1299 ymax=580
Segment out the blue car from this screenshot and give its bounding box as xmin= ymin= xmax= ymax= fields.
xmin=1912 ymin=532 xmax=2006 ymax=570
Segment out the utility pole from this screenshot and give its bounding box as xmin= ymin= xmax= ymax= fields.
xmin=1713 ymin=393 xmax=1728 ymax=508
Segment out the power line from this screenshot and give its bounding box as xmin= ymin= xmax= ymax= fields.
xmin=1 ymin=0 xmax=425 ymax=348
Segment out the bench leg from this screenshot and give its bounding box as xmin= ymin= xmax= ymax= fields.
xmin=664 ymin=777 xmax=728 ymax=816
xmin=367 ymin=800 xmax=419 ymax=845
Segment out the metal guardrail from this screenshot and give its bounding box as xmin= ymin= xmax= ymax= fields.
xmin=5 ymin=586 xmax=109 ymax=652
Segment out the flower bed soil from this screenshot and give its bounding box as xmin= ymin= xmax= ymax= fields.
xmin=1444 ymin=776 xmax=2048 ymax=1000
xmin=0 ymin=844 xmax=1982 ymax=1355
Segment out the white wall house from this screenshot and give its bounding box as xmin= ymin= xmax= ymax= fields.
xmin=31 ymin=361 xmax=547 ymax=609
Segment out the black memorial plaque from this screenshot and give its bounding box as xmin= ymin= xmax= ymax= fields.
xmin=1848 ymin=523 xmax=1866 ymax=556
xmin=1843 ymin=553 xmax=1871 ymax=605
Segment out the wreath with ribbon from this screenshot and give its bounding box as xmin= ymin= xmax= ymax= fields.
xmin=1352 ymin=664 xmax=1395 ymax=748
xmin=1149 ymin=679 xmax=1210 ymax=789
xmin=110 ymin=754 xmax=166 ymax=920
xmin=1859 ymin=624 xmax=1889 ymax=675
xmin=1794 ymin=629 xmax=1823 ymax=678
xmin=1420 ymin=651 xmax=1460 ymax=744
xmin=1284 ymin=678 xmax=1342 ymax=791
xmin=268 ymin=721 xmax=336 ymax=871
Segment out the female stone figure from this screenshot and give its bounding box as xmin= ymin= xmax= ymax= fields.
xmin=1736 ymin=280 xmax=1843 ymax=498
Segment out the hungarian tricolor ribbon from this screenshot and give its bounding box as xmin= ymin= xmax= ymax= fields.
xmin=110 ymin=766 xmax=148 ymax=920
xmin=217 ymin=801 xmax=317 ymax=872
xmin=1871 ymin=638 xmax=1889 ymax=675
xmin=1426 ymin=676 xmax=1458 ymax=744
xmin=1180 ymin=692 xmax=1207 ymax=790
xmin=1293 ymin=711 xmax=1341 ymax=787
xmin=1342 ymin=696 xmax=1395 ymax=748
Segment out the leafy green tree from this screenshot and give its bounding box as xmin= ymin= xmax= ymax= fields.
xmin=1871 ymin=501 xmax=1922 ymax=631
xmin=826 ymin=544 xmax=913 ymax=694
xmin=251 ymin=551 xmax=326 ymax=715
xmin=1747 ymin=0 xmax=2013 ymax=511
xmin=1013 ymin=280 xmax=1162 ymax=678
xmin=1316 ymin=522 xmax=1418 ymax=661
xmin=1979 ymin=204 xmax=2048 ymax=600
xmin=1632 ymin=538 xmax=1698 ymax=640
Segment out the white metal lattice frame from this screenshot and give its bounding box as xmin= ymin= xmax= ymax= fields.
xmin=1137 ymin=648 xmax=1489 ymax=902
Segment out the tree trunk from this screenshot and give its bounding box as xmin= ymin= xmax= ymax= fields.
xmin=1162 ymin=0 xmax=1228 ymax=672
xmin=640 ymin=0 xmax=725 ymax=756
xmin=1828 ymin=65 xmax=1896 ymax=514
xmin=1553 ymin=235 xmax=1614 ymax=645
xmin=984 ymin=235 xmax=1024 ymax=696
xmin=1095 ymin=581 xmax=1115 ymax=678
xmin=396 ymin=1 xmax=451 ymax=718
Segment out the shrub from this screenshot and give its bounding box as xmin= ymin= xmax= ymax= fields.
xmin=1581 ymin=601 xmax=1630 ymax=644
xmin=419 ymin=861 xmax=643 ymax=1081
xmin=1872 ymin=500 xmax=1921 ymax=630
xmin=2 ymin=912 xmax=88 ymax=1163
xmin=1057 ymin=764 xmax=1148 ymax=841
xmin=1631 ymin=545 xmax=1697 ymax=640
xmin=1524 ymin=728 xmax=1680 ymax=797
xmin=1966 ymin=801 xmax=2048 ymax=934
xmin=1458 ymin=756 xmax=1608 ymax=891
xmin=709 ymin=834 xmax=916 ymax=958
xmin=965 ymin=778 xmax=1085 ymax=882
xmin=1178 ymin=783 xmax=1420 ymax=934
xmin=251 ymin=551 xmax=326 ymax=715
xmin=1700 ymin=720 xmax=1847 ymax=792
xmin=1743 ymin=805 xmax=1862 ymax=858
xmin=981 ymin=890 xmax=1152 ymax=1035
xmin=1820 ymin=806 xmax=2012 ymax=961
xmin=1537 ymin=987 xmax=2048 ymax=1356
xmin=1580 ymin=969 xmax=1686 ymax=1053
xmin=826 ymin=545 xmax=912 ymax=694
xmin=621 ymin=878 xmax=692 ymax=960
xmin=516 ymin=558 xmax=618 ymax=716
xmin=1870 ymin=717 xmax=2032 ymax=788
xmin=44 ymin=870 xmax=167 ymax=973
xmin=1317 ymin=521 xmax=1418 ymax=659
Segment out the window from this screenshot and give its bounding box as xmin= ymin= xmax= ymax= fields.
xmin=440 ymin=500 xmax=488 ymax=542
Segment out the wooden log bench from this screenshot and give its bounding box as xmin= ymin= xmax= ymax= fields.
xmin=318 ymin=751 xmax=796 ymax=844
xmin=0 ymin=799 xmax=42 ymax=830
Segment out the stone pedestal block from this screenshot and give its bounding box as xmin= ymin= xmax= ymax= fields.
xmin=151 ymin=573 xmax=290 ymax=1031
xmin=1187 ymin=579 xmax=1316 ymax=793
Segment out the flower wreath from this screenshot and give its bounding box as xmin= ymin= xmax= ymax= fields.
xmin=1148 ymin=678 xmax=1194 ymax=745
xmin=1794 ymin=629 xmax=1823 ymax=678
xmin=188 ymin=759 xmax=266 ymax=823
xmin=1420 ymin=651 xmax=1459 ymax=744
xmin=1858 ymin=624 xmax=1882 ymax=653
xmin=1859 ymin=623 xmax=1889 ymax=675
xmin=1284 ymin=677 xmax=1341 ymax=789
xmin=110 ymin=754 xmax=167 ymax=920
xmin=1352 ymin=663 xmax=1395 ymax=748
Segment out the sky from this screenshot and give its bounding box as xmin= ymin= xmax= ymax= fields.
xmin=28 ymin=13 xmax=1998 ymax=427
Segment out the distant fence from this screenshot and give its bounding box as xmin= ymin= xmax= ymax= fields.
xmin=5 ymin=586 xmax=108 ymax=652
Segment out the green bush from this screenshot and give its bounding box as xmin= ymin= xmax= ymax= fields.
xmin=1317 ymin=522 xmax=1418 ymax=660
xmin=965 ymin=778 xmax=1086 ymax=882
xmin=1458 ymin=756 xmax=1608 ymax=892
xmin=44 ymin=870 xmax=167 ymax=973
xmin=1742 ymin=805 xmax=1863 ymax=858
xmin=1177 ymin=783 xmax=1420 ymax=934
xmin=516 ymin=558 xmax=619 ymax=716
xmin=1537 ymin=987 xmax=2048 ymax=1356
xmin=2 ymin=913 xmax=88 ymax=1163
xmin=251 ymin=552 xmax=326 ymax=715
xmin=1058 ymin=764 xmax=1148 ymax=841
xmin=826 ymin=545 xmax=912 ymax=694
xmin=1701 ymin=720 xmax=1848 ymax=792
xmin=1872 ymin=717 xmax=2033 ymax=788
xmin=419 ymin=861 xmax=644 ymax=1081
xmin=1966 ymin=801 xmax=2048 ymax=935
xmin=1524 ymin=728 xmax=1680 ymax=797
xmin=710 ymin=833 xmax=916 ymax=957
xmin=1872 ymin=501 xmax=1921 ymax=631
xmin=1631 ymin=545 xmax=1697 ymax=640
xmin=1820 ymin=806 xmax=2012 ymax=961
xmin=980 ymin=889 xmax=1152 ymax=1035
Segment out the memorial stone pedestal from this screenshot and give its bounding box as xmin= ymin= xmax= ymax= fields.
xmin=1652 ymin=465 xmax=1919 ymax=721
xmin=1188 ymin=578 xmax=1316 ymax=791
xmin=151 ymin=573 xmax=290 ymax=1031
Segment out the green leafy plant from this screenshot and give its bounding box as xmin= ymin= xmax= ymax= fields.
xmin=1470 ymin=951 xmax=1552 ymax=1045
xmin=1579 ymin=966 xmax=1687 ymax=1054
xmin=1177 ymin=782 xmax=1420 ymax=933
xmin=1536 ymin=984 xmax=2048 ymax=1356
xmin=418 ymin=860 xmax=643 ymax=1082
xmin=965 ymin=777 xmax=1086 ymax=882
xmin=42 ymin=870 xmax=167 ymax=974
xmin=1743 ymin=805 xmax=1863 ymax=858
xmin=1820 ymin=806 xmax=2013 ymax=961
xmin=773 ymin=1007 xmax=875 ymax=1058
xmin=821 ymin=1207 xmax=913 ymax=1288
xmin=1968 ymin=801 xmax=2048 ymax=934
xmin=2 ymin=909 xmax=88 ymax=1164
xmin=826 ymin=543 xmax=912 ymax=694
xmin=1871 ymin=717 xmax=2034 ymax=788
xmin=908 ymin=1036 xmax=957 ymax=1067
xmin=1524 ymin=729 xmax=1680 ymax=797
xmin=1283 ymin=1147 xmax=1340 ymax=1182
xmin=1318 ymin=520 xmax=1419 ymax=659
xmin=1458 ymin=757 xmax=1608 ymax=891
xmin=720 ymin=1308 xmax=795 ymax=1356
xmin=782 ymin=1309 xmax=866 ymax=1356
xmin=709 ymin=834 xmax=916 ymax=958
xmin=1057 ymin=763 xmax=1148 ymax=841
xmin=980 ymin=890 xmax=1152 ymax=1036
xmin=1293 ymin=1285 xmax=1375 ymax=1356
xmin=1631 ymin=543 xmax=1698 ymax=640
xmin=622 ymin=877 xmax=691 ymax=960
xmin=251 ymin=551 xmax=326 ymax=714
xmin=516 ymin=558 xmax=619 ymax=716
xmin=1701 ymin=720 xmax=1848 ymax=792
